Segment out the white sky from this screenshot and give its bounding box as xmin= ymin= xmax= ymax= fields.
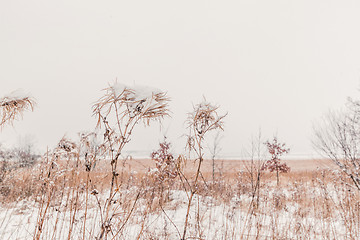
xmin=1 ymin=0 xmax=360 ymax=159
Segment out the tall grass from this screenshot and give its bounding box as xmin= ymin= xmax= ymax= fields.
xmin=1 ymin=157 xmax=359 ymax=239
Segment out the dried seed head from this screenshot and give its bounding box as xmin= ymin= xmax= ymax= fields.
xmin=187 ymin=99 xmax=227 ymax=139
xmin=93 ymin=83 xmax=171 ymax=129
xmin=0 ymin=90 xmax=36 ymax=129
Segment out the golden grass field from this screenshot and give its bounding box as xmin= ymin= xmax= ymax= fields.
xmin=121 ymin=158 xmax=336 ymax=175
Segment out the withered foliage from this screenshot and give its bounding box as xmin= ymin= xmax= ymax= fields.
xmin=92 ymin=84 xmax=170 ymax=162
xmin=186 ymin=101 xmax=227 ymax=154
xmin=0 ymin=92 xmax=36 ymax=129
xmin=150 ymin=139 xmax=179 ymax=182
xmin=262 ymin=137 xmax=290 ymax=173
xmin=262 ymin=137 xmax=290 ymax=185
xmin=93 ymin=84 xmax=170 ymax=129
xmin=92 ymin=83 xmax=171 ymax=239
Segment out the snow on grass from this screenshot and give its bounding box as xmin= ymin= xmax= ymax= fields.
xmin=112 ymin=83 xmax=162 ymax=101
xmin=1 ymin=89 xmax=32 ymax=102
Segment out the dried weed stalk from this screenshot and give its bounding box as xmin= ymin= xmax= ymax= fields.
xmin=34 ymin=137 xmax=80 ymax=240
xmin=92 ymin=83 xmax=170 ymax=239
xmin=243 ymin=131 xmax=266 ymax=209
xmin=182 ymin=99 xmax=226 ymax=240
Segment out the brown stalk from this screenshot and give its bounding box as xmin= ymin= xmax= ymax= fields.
xmin=182 ymin=99 xmax=226 ymax=240
xmin=92 ymin=83 xmax=170 ymax=239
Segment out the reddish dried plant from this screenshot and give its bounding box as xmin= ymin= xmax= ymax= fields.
xmin=262 ymin=137 xmax=290 ymax=185
xmin=151 ymin=139 xmax=178 ymax=182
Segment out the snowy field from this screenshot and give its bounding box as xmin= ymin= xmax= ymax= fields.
xmin=0 ymin=158 xmax=359 ymax=240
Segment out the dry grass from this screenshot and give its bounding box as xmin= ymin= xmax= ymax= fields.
xmin=0 ymin=157 xmax=338 ymax=204
xmin=0 ymin=156 xmax=359 ymax=239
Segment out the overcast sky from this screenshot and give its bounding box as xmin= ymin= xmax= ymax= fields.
xmin=1 ymin=0 xmax=360 ymax=159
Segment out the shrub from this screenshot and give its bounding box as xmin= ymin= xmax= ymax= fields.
xmin=262 ymin=137 xmax=290 ymax=185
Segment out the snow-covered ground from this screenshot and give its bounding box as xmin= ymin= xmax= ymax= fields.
xmin=0 ymin=185 xmax=358 ymax=240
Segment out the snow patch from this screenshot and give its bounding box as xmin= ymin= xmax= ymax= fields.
xmin=112 ymin=83 xmax=162 ymax=101
xmin=2 ymin=89 xmax=31 ymax=101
